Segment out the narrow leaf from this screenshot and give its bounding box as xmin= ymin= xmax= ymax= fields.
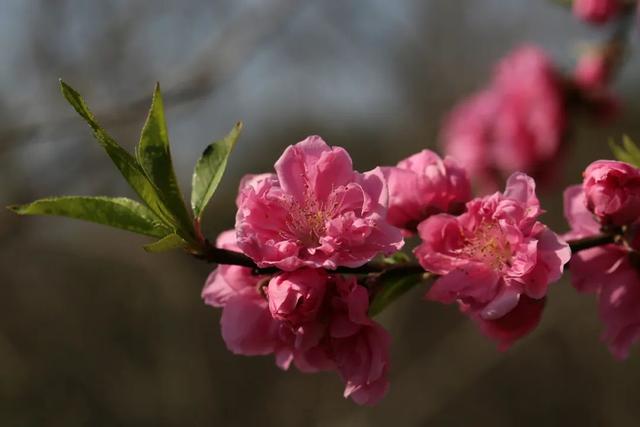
xmin=609 ymin=139 xmax=638 ymax=166
xmin=622 ymin=136 xmax=640 ymax=166
xmin=191 ymin=122 xmax=242 ymax=219
xmin=8 ymin=196 xmax=171 ymax=238
xmin=59 ymin=80 xmax=175 ymax=227
xmin=381 ymin=252 xmax=411 ymax=266
xmin=143 ymin=233 xmax=188 ymax=253
xmin=137 ymin=83 xmax=193 ymax=236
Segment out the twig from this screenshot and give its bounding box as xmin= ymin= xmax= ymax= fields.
xmin=193 ymin=232 xmax=618 ymax=276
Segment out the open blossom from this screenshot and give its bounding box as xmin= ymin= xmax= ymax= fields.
xmin=328 ymin=275 xmax=391 ymax=405
xmin=415 ymin=173 xmax=571 ymax=347
xmin=384 ymin=149 xmax=471 ymax=233
xmin=202 ymin=230 xmax=278 ymax=355
xmin=443 ymin=46 xmax=567 ymax=190
xmin=564 ymin=185 xmax=640 ymax=359
xmin=583 ymin=160 xmax=640 ymax=226
xmin=202 ymin=230 xmax=390 ymax=405
xmin=235 ymin=136 xmax=403 ymax=271
xmin=573 ymin=0 xmax=620 ymax=24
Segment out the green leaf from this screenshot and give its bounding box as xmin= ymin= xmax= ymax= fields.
xmin=191 ymin=122 xmax=242 ymax=219
xmin=59 ymin=80 xmax=176 ymax=228
xmin=368 ymin=271 xmax=428 ymax=317
xmin=610 ymin=136 xmax=640 ymax=167
xmin=137 ymin=83 xmax=193 ymax=236
xmin=622 ymin=136 xmax=640 ymax=163
xmin=381 ymin=252 xmax=411 ymax=266
xmin=8 ymin=196 xmax=171 ymax=238
xmin=143 ymin=233 xmax=188 ymax=253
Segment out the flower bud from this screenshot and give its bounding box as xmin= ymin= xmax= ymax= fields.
xmin=267 ymin=269 xmax=327 ymax=325
xmin=573 ymin=0 xmax=620 ymax=25
xmin=583 ymin=160 xmax=640 ymax=226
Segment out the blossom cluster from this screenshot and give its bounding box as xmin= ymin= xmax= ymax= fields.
xmin=201 ymin=136 xmax=575 ymax=404
xmin=564 ymin=160 xmax=640 ymax=359
xmin=204 ymin=137 xmax=403 ymax=405
xmin=442 ymin=46 xmax=568 ymax=190
xmin=197 ymin=10 xmax=638 ymax=401
xmin=11 ymin=0 xmax=638 ymax=410
xmin=203 ymin=230 xmax=391 ymax=405
xmin=441 ymin=42 xmax=619 ymax=192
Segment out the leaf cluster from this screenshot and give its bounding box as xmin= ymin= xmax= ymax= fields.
xmin=9 ymin=81 xmax=242 ymax=254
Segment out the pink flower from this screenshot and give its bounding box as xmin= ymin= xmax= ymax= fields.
xmin=583 ymin=160 xmax=640 ymax=227
xmin=415 ymin=173 xmax=570 ymax=345
xmin=462 ymin=296 xmax=546 ymax=351
xmin=267 ymin=269 xmax=327 ymax=326
xmin=202 ymin=230 xmax=278 ymax=355
xmin=236 ymin=136 xmax=404 ymax=271
xmin=202 ymin=230 xmax=391 ymax=405
xmin=597 ymin=260 xmax=640 ymax=359
xmin=202 ymin=232 xmax=330 ymax=363
xmin=442 ymin=46 xmax=567 ymax=190
xmin=442 ymin=91 xmax=501 ymax=191
xmin=201 ymin=230 xmax=260 ymax=308
xmin=329 ymin=275 xmax=391 ymax=406
xmin=573 ymin=0 xmax=620 ymax=24
xmin=384 ymin=149 xmax=471 ymax=233
xmin=276 ymin=275 xmax=391 ymax=405
xmin=564 ymin=185 xmax=640 ymax=359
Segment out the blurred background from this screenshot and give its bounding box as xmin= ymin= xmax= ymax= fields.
xmin=1 ymin=0 xmax=640 ymax=425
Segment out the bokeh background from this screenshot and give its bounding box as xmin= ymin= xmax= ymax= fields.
xmin=1 ymin=0 xmax=640 ymax=425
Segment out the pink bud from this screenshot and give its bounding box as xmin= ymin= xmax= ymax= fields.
xmin=267 ymin=269 xmax=327 ymax=326
xmin=583 ymin=160 xmax=640 ymax=226
xmin=573 ymin=0 xmax=620 ymax=24
xmin=563 ymin=185 xmax=640 ymax=359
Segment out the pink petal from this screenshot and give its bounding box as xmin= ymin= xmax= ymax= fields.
xmin=426 ymin=262 xmax=500 ymax=305
xmin=220 ymin=294 xmax=277 ymax=356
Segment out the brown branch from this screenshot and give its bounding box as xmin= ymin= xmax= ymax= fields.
xmin=567 ymin=233 xmax=616 ymax=253
xmin=192 ymin=233 xmax=617 ymax=277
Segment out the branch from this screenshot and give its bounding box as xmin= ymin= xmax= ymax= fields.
xmin=193 ymin=233 xmax=619 ymax=275
xmin=193 ymin=238 xmax=423 ymax=276
xmin=567 ymin=233 xmax=616 ymax=253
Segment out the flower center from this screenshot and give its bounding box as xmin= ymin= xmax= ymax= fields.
xmin=462 ymin=221 xmax=512 ymax=270
xmin=285 ymin=191 xmax=340 ymax=247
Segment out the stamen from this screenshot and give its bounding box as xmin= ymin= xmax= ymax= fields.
xmin=462 ymin=221 xmax=512 ymax=270
xmin=285 ymin=190 xmax=332 ymax=247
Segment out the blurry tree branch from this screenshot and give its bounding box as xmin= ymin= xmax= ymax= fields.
xmin=0 ymin=0 xmax=304 ymax=154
